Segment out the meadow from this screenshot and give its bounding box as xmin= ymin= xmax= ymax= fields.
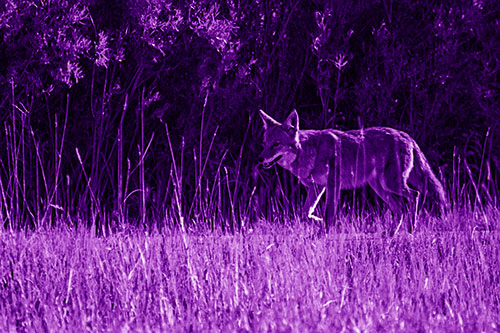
xmin=2 ymin=1 xmax=500 ymax=331
xmin=1 ymin=209 xmax=499 ymax=332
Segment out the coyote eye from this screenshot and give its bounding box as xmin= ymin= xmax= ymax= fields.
xmin=271 ymin=143 xmax=280 ymax=149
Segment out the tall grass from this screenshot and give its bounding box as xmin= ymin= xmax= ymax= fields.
xmin=0 ymin=81 xmax=498 ymax=231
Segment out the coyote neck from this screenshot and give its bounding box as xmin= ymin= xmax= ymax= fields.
xmin=284 ymin=130 xmax=337 ymax=187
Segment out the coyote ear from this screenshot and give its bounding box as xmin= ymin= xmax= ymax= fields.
xmin=283 ymin=109 xmax=299 ymax=131
xmin=259 ymin=109 xmax=281 ymax=130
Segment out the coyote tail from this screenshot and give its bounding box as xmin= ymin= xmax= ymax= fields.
xmin=414 ymin=149 xmax=449 ymax=214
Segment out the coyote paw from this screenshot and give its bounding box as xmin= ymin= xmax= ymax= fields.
xmin=307 ymin=211 xmax=323 ymax=222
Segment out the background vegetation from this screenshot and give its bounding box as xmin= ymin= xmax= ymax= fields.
xmin=1 ymin=0 xmax=499 ymax=231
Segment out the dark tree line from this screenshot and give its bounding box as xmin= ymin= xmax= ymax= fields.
xmin=0 ymin=0 xmax=499 ymax=230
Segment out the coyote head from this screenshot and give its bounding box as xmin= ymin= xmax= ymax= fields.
xmin=258 ymin=109 xmax=300 ymax=169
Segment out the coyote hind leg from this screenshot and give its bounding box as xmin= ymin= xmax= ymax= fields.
xmin=369 ymin=177 xmax=420 ymax=235
xmin=369 ymin=179 xmax=403 ymax=214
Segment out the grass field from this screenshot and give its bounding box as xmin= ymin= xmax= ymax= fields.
xmin=1 ymin=209 xmax=499 ymax=332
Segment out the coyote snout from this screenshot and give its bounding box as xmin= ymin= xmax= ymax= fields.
xmin=258 ymin=154 xmax=282 ymax=169
xmin=258 ymin=109 xmax=449 ymax=233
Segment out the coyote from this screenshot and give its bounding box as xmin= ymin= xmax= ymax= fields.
xmin=258 ymin=109 xmax=448 ymax=232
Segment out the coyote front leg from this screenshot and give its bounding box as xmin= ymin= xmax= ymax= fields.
xmin=325 ymin=148 xmax=341 ymax=231
xmin=304 ymin=186 xmax=325 ymax=222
